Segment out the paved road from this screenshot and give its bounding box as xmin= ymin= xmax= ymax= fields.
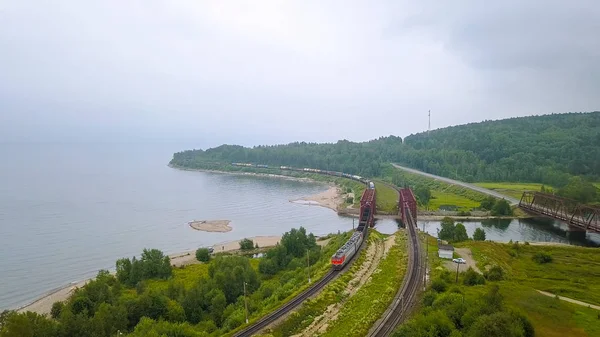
xmin=391 ymin=164 xmax=520 ymax=205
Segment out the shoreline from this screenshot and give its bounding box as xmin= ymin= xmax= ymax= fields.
xmin=168 ymin=164 xmax=321 ymax=184
xmin=16 ymin=235 xmax=286 ymax=315
xmin=16 ymin=167 xmax=338 ymax=315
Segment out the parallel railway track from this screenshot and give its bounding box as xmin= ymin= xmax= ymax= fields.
xmin=369 ymin=184 xmax=424 ymax=337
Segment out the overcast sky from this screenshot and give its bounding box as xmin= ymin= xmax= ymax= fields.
xmin=1 ymin=1 xmax=598 ymax=147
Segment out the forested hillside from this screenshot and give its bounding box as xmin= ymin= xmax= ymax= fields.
xmin=171 ymin=112 xmax=600 ymax=187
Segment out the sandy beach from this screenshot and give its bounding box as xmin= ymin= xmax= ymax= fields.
xmin=291 ymin=186 xmax=344 ymax=212
xmin=189 ymin=220 xmax=232 ymax=232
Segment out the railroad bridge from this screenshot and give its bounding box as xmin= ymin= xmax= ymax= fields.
xmin=519 ymin=191 xmax=600 ymax=233
xmin=399 ymin=188 xmax=418 ymax=226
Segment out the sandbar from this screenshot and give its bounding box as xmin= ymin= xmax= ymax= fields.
xmin=189 ymin=220 xmax=232 ymax=232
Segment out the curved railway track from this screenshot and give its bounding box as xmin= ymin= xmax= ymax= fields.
xmin=232 ymin=270 xmax=338 ymax=337
xmin=369 ymin=184 xmax=424 ymax=337
xmin=232 ymin=229 xmax=371 ymax=337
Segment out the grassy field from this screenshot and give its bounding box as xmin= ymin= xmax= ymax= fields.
xmin=380 ymin=164 xmax=489 ymax=211
xmin=474 ymin=182 xmax=548 ymax=199
xmin=374 ymin=181 xmax=399 ymax=214
xmin=322 ymin=231 xmax=407 ymax=336
xmin=460 ymin=241 xmax=600 ymax=306
xmin=594 ymin=183 xmax=600 ymax=189
xmin=407 ymin=236 xmax=600 ymax=337
xmin=429 ymin=190 xmax=481 ymax=211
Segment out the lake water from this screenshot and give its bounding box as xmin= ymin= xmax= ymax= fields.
xmin=374 ymin=218 xmax=600 ymax=247
xmin=0 ymin=143 xmax=355 ymax=310
xmin=1 ymin=143 xmax=598 ymax=311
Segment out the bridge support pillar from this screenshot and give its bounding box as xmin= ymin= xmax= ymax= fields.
xmin=567 ymin=224 xmax=586 ymax=232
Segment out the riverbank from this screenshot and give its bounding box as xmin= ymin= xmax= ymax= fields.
xmin=17 ymin=235 xmax=285 ymax=315
xmin=417 ymin=214 xmax=531 ymax=221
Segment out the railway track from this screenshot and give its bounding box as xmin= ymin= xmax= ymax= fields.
xmin=232 ymin=270 xmax=338 ymax=337
xmin=369 ymin=186 xmax=424 ymax=337
xmin=233 ymin=229 xmax=371 ymax=337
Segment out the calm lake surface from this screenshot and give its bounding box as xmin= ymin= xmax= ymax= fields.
xmin=1 ymin=143 xmax=598 ymax=310
xmin=0 ymin=143 xmax=355 ymax=310
xmin=375 ymin=218 xmax=600 ymax=247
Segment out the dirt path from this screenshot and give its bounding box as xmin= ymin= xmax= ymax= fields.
xmin=443 ymin=247 xmax=481 ymax=274
xmin=536 ymin=290 xmax=600 ymax=310
xmin=294 ymin=235 xmax=395 ymax=336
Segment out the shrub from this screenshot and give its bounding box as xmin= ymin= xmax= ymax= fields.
xmin=195 ymin=248 xmax=211 ymax=262
xmin=484 ymin=265 xmax=505 ymax=281
xmin=532 ymin=252 xmax=553 ymax=264
xmin=463 ymin=267 xmax=486 ymax=286
xmin=431 ymin=278 xmax=448 ymax=293
xmin=239 ymin=238 xmax=255 ymax=251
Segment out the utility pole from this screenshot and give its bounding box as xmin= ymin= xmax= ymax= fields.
xmin=307 ymin=249 xmax=311 ymax=283
xmin=243 ymin=282 xmax=249 ymax=323
xmin=455 ymin=262 xmax=460 ymax=283
xmin=423 ymin=222 xmax=427 ymax=288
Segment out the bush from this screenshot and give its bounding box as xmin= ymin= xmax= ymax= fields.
xmin=239 ymin=238 xmax=254 ymax=251
xmin=431 ymin=278 xmax=448 ymax=293
xmin=345 ymin=196 xmax=354 ymax=204
xmin=195 ymin=248 xmax=211 ymax=262
xmin=532 ymin=252 xmax=553 ymax=264
xmin=463 ymin=267 xmax=486 ymax=286
xmin=484 ymin=265 xmax=505 ymax=281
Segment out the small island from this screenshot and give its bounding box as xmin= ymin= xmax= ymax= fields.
xmin=189 ymin=220 xmax=232 ymax=232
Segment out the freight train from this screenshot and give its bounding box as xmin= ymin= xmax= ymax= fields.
xmin=230 ymin=162 xmax=370 ymax=185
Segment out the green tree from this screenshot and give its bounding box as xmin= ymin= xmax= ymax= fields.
xmin=140 ymin=249 xmax=172 ymax=280
xmin=473 ymin=228 xmax=486 ymax=241
xmin=0 ymin=311 xmax=58 ymax=337
xmin=557 ymin=176 xmax=598 ymax=203
xmin=453 ymin=223 xmax=469 ymax=242
xmin=239 ymin=238 xmax=254 ymax=251
xmin=195 ymin=248 xmax=211 ymax=262
xmin=415 ymin=186 xmax=432 ymax=206
xmin=50 ymin=302 xmax=63 ymax=319
xmin=479 ymin=196 xmax=496 ymax=211
xmin=208 ymin=256 xmax=260 ymax=303
xmin=491 ymin=199 xmax=513 ymax=216
xmin=467 ymin=312 xmax=526 ymax=337
xmin=439 ymin=217 xmax=455 ymax=241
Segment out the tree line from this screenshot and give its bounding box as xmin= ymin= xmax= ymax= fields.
xmin=171 ymin=112 xmax=600 ymax=198
xmin=0 ymin=227 xmax=329 ymax=337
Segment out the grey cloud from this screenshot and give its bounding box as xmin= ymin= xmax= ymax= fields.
xmin=0 ymin=1 xmax=598 ymax=145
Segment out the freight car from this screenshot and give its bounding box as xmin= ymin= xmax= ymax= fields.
xmin=368 ymin=181 xmax=375 ymax=190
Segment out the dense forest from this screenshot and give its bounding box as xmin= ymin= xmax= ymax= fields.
xmin=171 ymin=112 xmax=600 ymax=188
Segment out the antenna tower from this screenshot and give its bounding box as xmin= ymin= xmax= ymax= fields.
xmin=428 ymin=110 xmax=431 ymax=135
